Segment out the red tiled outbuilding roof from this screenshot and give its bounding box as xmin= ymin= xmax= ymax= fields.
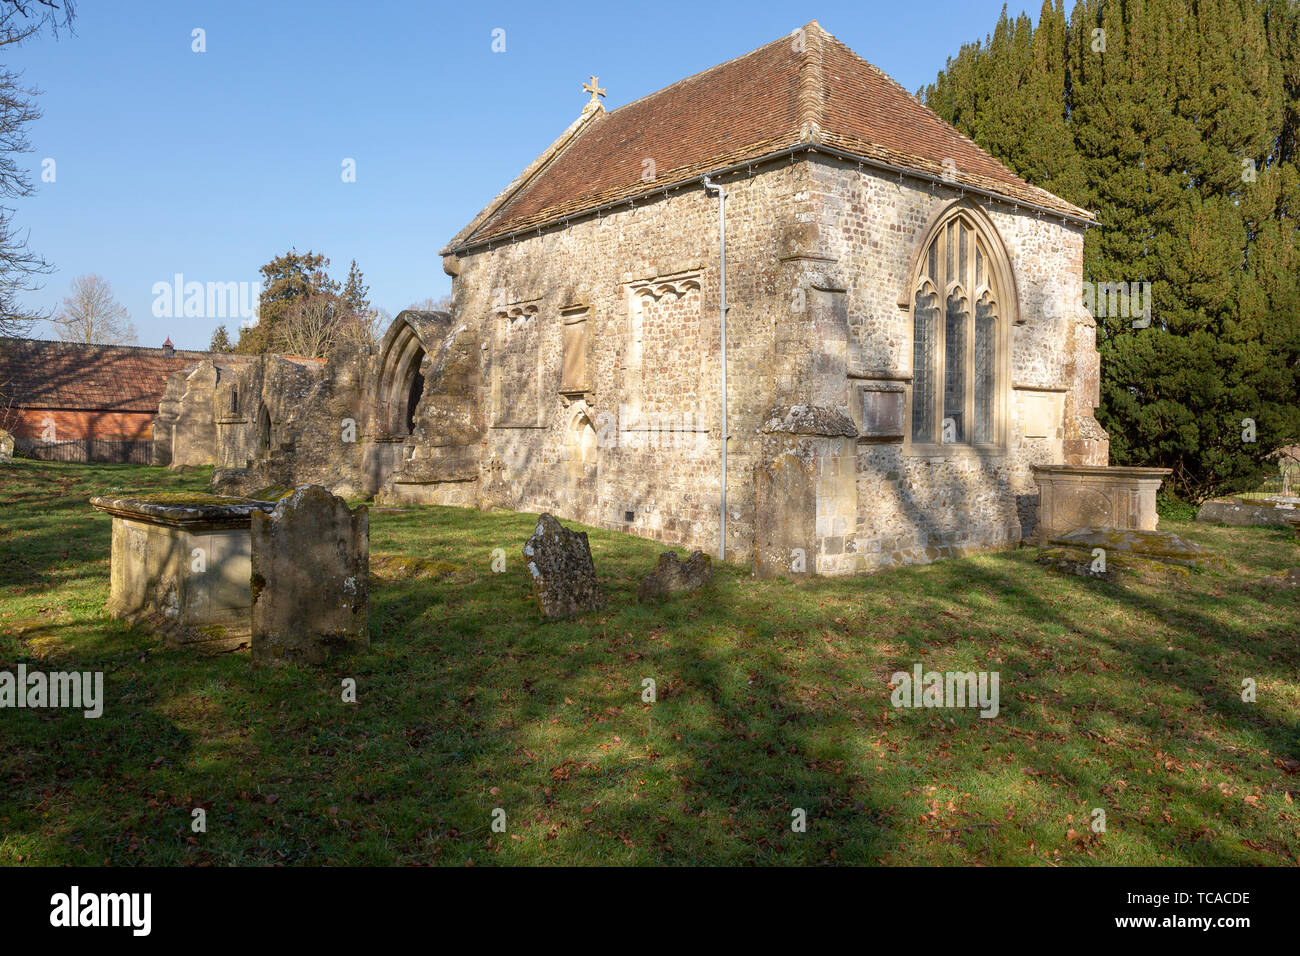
xmin=0 ymin=338 xmax=217 ymax=412
xmin=445 ymin=21 xmax=1090 ymax=253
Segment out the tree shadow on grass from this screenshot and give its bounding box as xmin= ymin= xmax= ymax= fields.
xmin=6 ymin=471 xmax=1299 ymax=865
xmin=852 ymin=547 xmax=1300 ymax=865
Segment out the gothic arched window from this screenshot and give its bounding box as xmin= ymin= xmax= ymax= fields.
xmin=907 ymin=206 xmax=1011 ymax=451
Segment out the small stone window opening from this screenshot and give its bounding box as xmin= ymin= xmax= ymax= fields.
xmin=256 ymin=404 xmax=271 ymax=456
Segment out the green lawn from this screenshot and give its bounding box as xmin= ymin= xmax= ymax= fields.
xmin=1 ymin=459 xmax=1298 ymax=865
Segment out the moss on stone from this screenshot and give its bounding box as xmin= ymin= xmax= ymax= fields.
xmin=1048 ymin=528 xmax=1225 ymax=569
xmin=250 ymin=486 xmax=295 ymax=502
xmin=126 ymin=492 xmax=253 ymax=506
xmin=369 ymin=552 xmax=471 ymax=582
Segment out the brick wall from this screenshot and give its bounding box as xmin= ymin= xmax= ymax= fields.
xmin=8 ymin=408 xmax=155 ymax=442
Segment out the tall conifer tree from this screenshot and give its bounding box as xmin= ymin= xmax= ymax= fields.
xmin=924 ymin=0 xmax=1300 ymax=500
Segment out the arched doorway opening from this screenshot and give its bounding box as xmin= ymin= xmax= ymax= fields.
xmin=366 ymin=310 xmax=446 ymax=495
xmin=402 ymin=349 xmax=426 ymax=435
xmin=375 ymin=319 xmax=431 ymax=438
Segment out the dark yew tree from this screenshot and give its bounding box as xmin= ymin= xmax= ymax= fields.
xmin=923 ymin=0 xmax=1300 ymax=501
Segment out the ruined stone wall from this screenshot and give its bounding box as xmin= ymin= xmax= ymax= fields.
xmin=159 ymin=348 xmax=376 ymax=499
xmin=212 ymin=352 xmax=370 ymax=498
xmin=155 ymin=358 xmax=254 ymax=468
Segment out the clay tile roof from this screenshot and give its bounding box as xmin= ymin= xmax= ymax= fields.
xmin=0 ymin=337 xmax=220 ymax=412
xmin=445 ymin=21 xmax=1090 ymax=253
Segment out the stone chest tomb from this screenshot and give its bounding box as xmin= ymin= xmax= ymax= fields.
xmin=1031 ymin=465 xmax=1172 ymax=543
xmin=90 ymin=493 xmax=275 ymax=642
xmin=92 ymin=487 xmax=371 ymax=660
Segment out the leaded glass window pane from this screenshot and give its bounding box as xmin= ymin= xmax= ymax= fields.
xmin=943 ymin=289 xmax=967 ymax=442
xmin=974 ymin=292 xmax=996 ymax=443
xmin=911 ymin=280 xmax=939 ymax=442
xmin=911 ymin=214 xmax=1002 ymax=448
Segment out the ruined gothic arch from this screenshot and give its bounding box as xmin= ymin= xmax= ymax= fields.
xmin=374 ymin=311 xmax=441 ymax=438
xmin=900 ymin=200 xmax=1016 ymax=455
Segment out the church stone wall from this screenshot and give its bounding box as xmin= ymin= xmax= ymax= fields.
xmin=440 ymin=154 xmax=1104 ymax=573
xmin=802 ymin=157 xmax=1104 ymax=573
xmin=157 ymin=155 xmax=1104 ymax=577
xmin=445 ymin=162 xmax=823 ymax=561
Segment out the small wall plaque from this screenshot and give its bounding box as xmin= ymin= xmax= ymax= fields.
xmin=859 ymin=384 xmax=905 ymax=441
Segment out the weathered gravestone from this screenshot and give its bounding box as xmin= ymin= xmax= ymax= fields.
xmin=250 ymin=485 xmax=369 ymax=664
xmin=638 ymin=550 xmax=713 ymax=601
xmin=522 ymin=513 xmax=605 ymax=618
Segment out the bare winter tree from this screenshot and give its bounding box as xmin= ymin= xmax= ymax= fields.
xmin=0 ymin=378 xmax=19 ymax=435
xmin=405 ymin=295 xmax=452 ymax=313
xmin=272 ymin=293 xmax=339 ymax=358
xmin=273 ymin=294 xmax=388 ymax=358
xmin=334 ymin=304 xmax=383 ymax=353
xmin=52 ymin=273 xmax=138 ymax=344
xmin=0 ymin=1 xmax=77 ymax=337
xmin=0 ymin=2 xmax=75 ymax=42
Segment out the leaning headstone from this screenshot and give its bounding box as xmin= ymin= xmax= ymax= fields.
xmin=522 ymin=513 xmax=605 ymax=618
xmin=0 ymin=428 xmax=13 ymax=462
xmin=638 ymin=550 xmax=713 ymax=601
xmin=251 ymin=485 xmax=369 ymax=664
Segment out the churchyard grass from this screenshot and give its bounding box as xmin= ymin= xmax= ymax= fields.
xmin=2 ymin=459 xmax=1298 ymax=865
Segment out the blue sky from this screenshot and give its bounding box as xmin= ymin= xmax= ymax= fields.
xmin=9 ymin=0 xmax=1036 ymax=349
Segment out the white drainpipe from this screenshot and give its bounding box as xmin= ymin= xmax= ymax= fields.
xmin=703 ymin=175 xmax=728 ymax=561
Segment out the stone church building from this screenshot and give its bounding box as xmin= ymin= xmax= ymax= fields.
xmin=159 ymin=21 xmax=1108 ymax=576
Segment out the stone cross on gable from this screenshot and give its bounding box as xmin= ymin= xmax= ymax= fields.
xmin=583 ymin=75 xmax=606 ymax=104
